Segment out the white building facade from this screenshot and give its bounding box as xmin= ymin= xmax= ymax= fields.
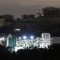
xmin=6 ymin=33 xmax=52 ymax=52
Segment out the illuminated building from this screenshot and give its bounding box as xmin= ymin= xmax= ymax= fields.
xmin=6 ymin=33 xmax=52 ymax=52
xmin=0 ymin=37 xmax=6 ymax=46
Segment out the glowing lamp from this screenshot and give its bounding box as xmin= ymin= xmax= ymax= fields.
xmin=23 ymin=36 xmax=27 ymax=39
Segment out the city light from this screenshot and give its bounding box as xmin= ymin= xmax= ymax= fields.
xmin=23 ymin=36 xmax=27 ymax=39
xmin=30 ymin=36 xmax=34 ymax=39
xmin=14 ymin=28 xmax=20 ymax=31
xmin=6 ymin=33 xmax=52 ymax=52
xmin=0 ymin=37 xmax=5 ymax=41
xmin=42 ymin=15 xmax=44 ymax=16
xmin=14 ymin=46 xmax=24 ymax=52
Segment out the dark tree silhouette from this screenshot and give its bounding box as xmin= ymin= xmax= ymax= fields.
xmin=3 ymin=14 xmax=14 ymax=22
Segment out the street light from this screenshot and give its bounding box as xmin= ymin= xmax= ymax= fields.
xmin=14 ymin=28 xmax=20 ymax=31
xmin=23 ymin=36 xmax=27 ymax=39
xmin=0 ymin=37 xmax=5 ymax=41
xmin=30 ymin=36 xmax=34 ymax=39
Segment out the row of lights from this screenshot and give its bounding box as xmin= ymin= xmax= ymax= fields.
xmin=23 ymin=36 xmax=34 ymax=40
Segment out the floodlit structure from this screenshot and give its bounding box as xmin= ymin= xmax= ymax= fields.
xmin=6 ymin=33 xmax=52 ymax=52
xmin=40 ymin=33 xmax=52 ymax=48
xmin=0 ymin=37 xmax=6 ymax=45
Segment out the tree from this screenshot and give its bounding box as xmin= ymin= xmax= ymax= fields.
xmin=3 ymin=14 xmax=14 ymax=22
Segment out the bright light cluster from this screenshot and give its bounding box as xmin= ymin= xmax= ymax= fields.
xmin=15 ymin=33 xmax=52 ymax=52
xmin=22 ymin=35 xmax=34 ymax=40
xmin=30 ymin=36 xmax=34 ymax=39
xmin=0 ymin=37 xmax=5 ymax=41
xmin=7 ymin=33 xmax=52 ymax=52
xmin=23 ymin=36 xmax=27 ymax=39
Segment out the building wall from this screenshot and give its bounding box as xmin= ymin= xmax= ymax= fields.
xmin=43 ymin=7 xmax=60 ymax=17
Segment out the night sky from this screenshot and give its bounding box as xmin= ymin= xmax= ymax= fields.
xmin=0 ymin=0 xmax=60 ymax=18
xmin=0 ymin=0 xmax=60 ymax=43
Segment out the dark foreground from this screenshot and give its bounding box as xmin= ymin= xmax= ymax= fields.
xmin=0 ymin=44 xmax=60 ymax=60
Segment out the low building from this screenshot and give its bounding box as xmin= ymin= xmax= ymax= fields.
xmin=6 ymin=33 xmax=52 ymax=52
xmin=43 ymin=7 xmax=60 ymax=17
